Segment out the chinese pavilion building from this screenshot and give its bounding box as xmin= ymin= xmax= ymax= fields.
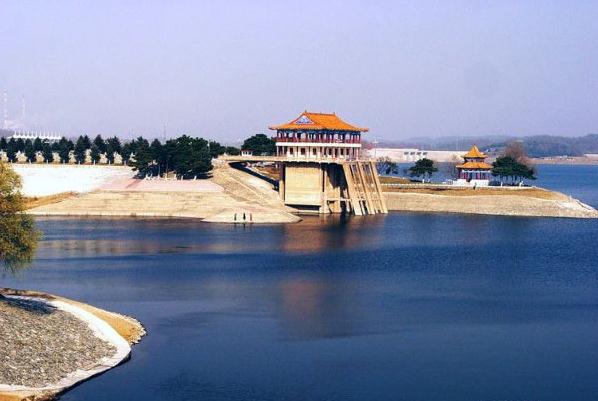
xmin=455 ymin=145 xmax=493 ymax=186
xmin=269 ymin=111 xmax=367 ymax=160
xmin=266 ymin=111 xmax=386 ymax=215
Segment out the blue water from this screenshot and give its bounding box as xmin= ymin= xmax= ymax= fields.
xmin=3 ymin=164 xmax=598 ymax=401
xmin=535 ymin=164 xmax=598 ymax=208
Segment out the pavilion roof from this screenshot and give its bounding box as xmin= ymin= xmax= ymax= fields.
xmin=456 ymin=161 xmax=492 ymax=170
xmin=269 ymin=111 xmax=368 ymax=132
xmin=463 ymin=144 xmax=486 ymax=159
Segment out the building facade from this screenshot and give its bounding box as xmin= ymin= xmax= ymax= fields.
xmin=265 ymin=111 xmax=386 ymax=215
xmin=454 ymin=145 xmax=492 ymax=186
xmin=270 ymin=111 xmax=366 ymax=160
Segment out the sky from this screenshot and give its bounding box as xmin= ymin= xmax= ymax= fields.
xmin=1 ymin=0 xmax=597 ymax=143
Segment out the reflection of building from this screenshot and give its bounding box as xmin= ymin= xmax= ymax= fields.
xmin=454 ymin=145 xmax=492 ymax=186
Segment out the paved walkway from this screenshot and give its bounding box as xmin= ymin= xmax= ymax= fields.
xmin=100 ymin=178 xmax=223 ymax=192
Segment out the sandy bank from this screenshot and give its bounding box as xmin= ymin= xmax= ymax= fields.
xmin=17 ymin=162 xmax=597 ymax=221
xmin=384 ymin=191 xmax=598 ymax=218
xmin=0 ymin=288 xmax=145 ymax=401
xmin=25 ymin=162 xmax=301 ymax=224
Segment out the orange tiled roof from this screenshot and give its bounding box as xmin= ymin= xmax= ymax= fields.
xmin=456 ymin=161 xmax=492 ymax=170
xmin=463 ymin=144 xmax=486 ymax=159
xmin=269 ymin=111 xmax=368 ymax=132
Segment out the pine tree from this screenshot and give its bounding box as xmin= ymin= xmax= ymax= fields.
xmin=33 ymin=137 xmax=43 ymax=152
xmin=121 ymin=143 xmax=132 ymax=165
xmin=408 ymin=158 xmax=438 ymax=182
xmin=105 ymin=144 xmax=115 ymax=164
xmin=6 ymin=139 xmax=17 ymax=162
xmin=42 ymin=142 xmax=54 ymax=163
xmin=90 ymin=144 xmax=101 ymax=164
xmin=57 ymin=138 xmax=73 ymax=163
xmin=93 ymin=135 xmax=106 ymax=154
xmin=81 ymin=134 xmax=92 ymax=149
xmin=24 ymin=140 xmax=36 ymax=163
xmin=74 ymin=136 xmax=87 ymax=164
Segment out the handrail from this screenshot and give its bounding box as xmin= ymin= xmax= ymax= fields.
xmin=275 ymin=137 xmax=361 ymax=144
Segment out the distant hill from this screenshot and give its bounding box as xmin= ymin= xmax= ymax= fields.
xmin=376 ymin=134 xmax=598 ymax=157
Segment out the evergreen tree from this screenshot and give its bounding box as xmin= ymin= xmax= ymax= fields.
xmin=15 ymin=138 xmax=25 ymax=153
xmin=93 ymin=135 xmax=106 ymax=154
xmin=121 ymin=143 xmax=132 ymax=165
xmin=33 ymin=137 xmax=43 ymax=152
xmin=41 ymin=142 xmax=54 ymax=163
xmin=74 ymin=136 xmax=87 ymax=164
xmin=242 ymin=134 xmax=275 ymax=155
xmin=225 ymin=146 xmax=240 ymax=156
xmin=170 ymin=136 xmax=212 ymax=178
xmin=24 ymin=140 xmax=36 ymax=163
xmin=57 ymin=137 xmax=73 ymax=163
xmin=106 ymin=136 xmax=122 ymax=155
xmin=491 ymin=156 xmax=537 ymax=185
xmin=81 ymin=134 xmax=92 ymax=149
xmin=0 ymin=136 xmax=7 ymax=151
xmin=408 ymin=158 xmax=438 ymax=182
xmin=90 ymin=144 xmax=101 ymax=164
xmin=208 ymin=140 xmax=225 ymax=159
xmin=6 ymin=139 xmax=17 ymax=162
xmin=105 ymin=143 xmax=115 ymax=164
xmin=130 ymin=140 xmax=155 ymax=176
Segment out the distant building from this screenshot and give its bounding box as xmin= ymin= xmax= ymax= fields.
xmin=240 ymin=149 xmax=253 ymax=157
xmin=10 ymin=131 xmax=61 ymax=142
xmin=370 ymin=147 xmax=464 ymax=163
xmin=454 ymin=145 xmax=492 ymax=186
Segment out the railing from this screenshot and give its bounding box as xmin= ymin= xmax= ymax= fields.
xmin=275 ymin=137 xmax=361 ymax=144
xmin=221 ymin=155 xmax=373 ymax=163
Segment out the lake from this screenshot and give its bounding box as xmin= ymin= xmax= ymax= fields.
xmin=3 ymin=164 xmax=598 ymax=401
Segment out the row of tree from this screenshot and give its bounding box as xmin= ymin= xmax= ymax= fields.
xmin=0 ymin=135 xmax=126 ymax=164
xmin=129 ymin=135 xmax=240 ymax=178
xmin=0 ymin=134 xmax=244 ymax=167
xmin=376 ymin=142 xmax=537 ymax=184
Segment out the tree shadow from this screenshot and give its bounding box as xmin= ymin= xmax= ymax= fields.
xmin=0 ymin=295 xmax=57 ymax=315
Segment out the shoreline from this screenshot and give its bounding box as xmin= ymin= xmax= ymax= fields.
xmin=0 ymin=289 xmax=145 ymax=401
xmin=26 ymin=188 xmax=598 ymax=221
xmin=17 ymin=162 xmax=598 ymax=221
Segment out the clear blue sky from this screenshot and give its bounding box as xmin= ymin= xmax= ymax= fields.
xmin=1 ymin=1 xmax=597 ymax=143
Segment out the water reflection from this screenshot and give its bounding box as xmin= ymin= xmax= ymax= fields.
xmin=35 ymin=215 xmax=393 ymax=258
xmin=4 ymin=213 xmax=598 ymax=401
xmin=278 ymin=278 xmax=364 ymax=340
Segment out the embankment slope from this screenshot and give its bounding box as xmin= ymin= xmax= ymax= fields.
xmin=384 ymin=189 xmax=598 ymax=218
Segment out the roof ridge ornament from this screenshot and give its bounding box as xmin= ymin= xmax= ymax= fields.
xmin=294 ymin=114 xmax=314 ymax=125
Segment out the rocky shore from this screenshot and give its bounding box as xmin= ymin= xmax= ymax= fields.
xmin=0 ymin=297 xmax=116 ymax=388
xmin=0 ymin=289 xmax=145 ymax=401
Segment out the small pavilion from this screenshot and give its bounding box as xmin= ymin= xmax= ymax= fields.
xmin=455 ymin=145 xmax=492 ymax=186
